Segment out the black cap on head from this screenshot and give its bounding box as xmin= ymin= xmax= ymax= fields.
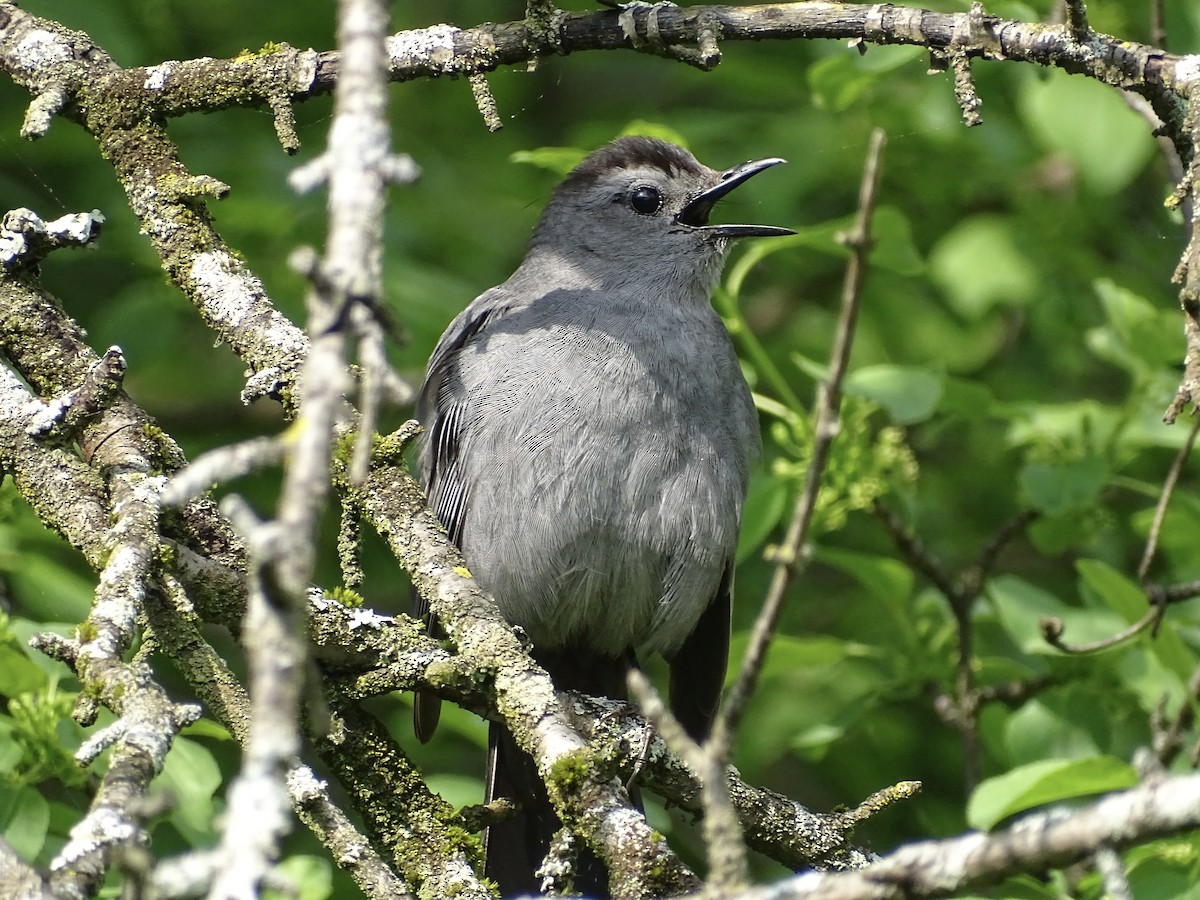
xmin=560 ymin=136 xmax=704 ymax=192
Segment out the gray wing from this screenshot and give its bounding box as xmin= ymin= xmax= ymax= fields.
xmin=417 ymin=286 xmax=514 ymax=551
xmin=413 ymin=287 xmax=513 ymax=742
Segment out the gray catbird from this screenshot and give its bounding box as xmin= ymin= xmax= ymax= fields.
xmin=415 ymin=136 xmax=791 ymax=896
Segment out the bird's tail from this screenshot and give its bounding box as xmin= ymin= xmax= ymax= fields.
xmin=484 ymin=649 xmax=635 ymax=898
xmin=483 ymin=723 xmax=611 ymax=897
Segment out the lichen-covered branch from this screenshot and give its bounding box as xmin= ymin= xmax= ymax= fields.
xmin=728 ymin=772 xmax=1200 ymax=899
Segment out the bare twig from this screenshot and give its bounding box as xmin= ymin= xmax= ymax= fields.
xmin=1137 ymin=414 xmax=1200 ymax=581
xmin=1146 ymin=578 xmax=1200 ymax=606
xmin=1062 ymin=0 xmax=1090 ymax=41
xmin=878 ymin=503 xmax=1038 ymax=790
xmin=628 ymin=670 xmax=749 ymax=892
xmin=1043 ymin=409 xmax=1200 ymax=653
xmin=873 ymin=503 xmax=960 ymax=600
xmin=1150 ymin=0 xmax=1167 ymax=50
xmin=975 ymin=674 xmax=1058 ymax=707
xmin=1092 ymin=846 xmax=1132 ymax=900
xmin=968 ymin=508 xmax=1041 ymax=593
xmin=1152 ymin=664 xmax=1200 ymax=767
xmin=209 ymin=0 xmax=404 ymax=894
xmin=0 ymin=207 xmax=105 ymax=269
xmin=948 ymin=48 xmax=982 ymax=126
xmin=718 ymin=128 xmax=888 ymax=748
xmin=1040 ymin=604 xmax=1163 ymax=654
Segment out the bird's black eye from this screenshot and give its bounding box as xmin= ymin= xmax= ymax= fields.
xmin=629 ymin=185 xmax=662 ymax=216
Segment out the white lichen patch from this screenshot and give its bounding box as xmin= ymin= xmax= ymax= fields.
xmin=17 ymin=29 xmax=72 ymax=66
xmin=0 ymin=208 xmax=39 ymax=263
xmin=349 ymin=607 xmax=393 ymax=630
xmin=292 ymin=49 xmax=320 ymax=92
xmin=143 ymin=62 xmax=174 ymax=91
xmin=190 ymin=250 xmax=257 ymax=328
xmin=48 ymin=209 xmax=104 ymax=242
xmin=285 ymin=765 xmax=327 ymax=800
xmin=387 ymin=24 xmax=459 ymax=71
xmin=24 ymin=393 xmax=71 ymax=436
xmin=1175 ymin=54 xmax=1200 ymax=88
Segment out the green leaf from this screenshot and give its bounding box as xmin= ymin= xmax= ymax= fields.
xmin=1004 ymin=699 xmax=1103 ymax=766
xmin=736 ymin=471 xmax=788 ymax=563
xmin=1075 ymin=559 xmax=1144 ymax=621
xmin=0 ymin=719 xmax=22 ymax=774
xmin=808 ymin=46 xmax=923 ymax=111
xmin=1018 ymin=455 xmax=1107 ymax=515
xmin=425 ymin=773 xmax=485 ymax=812
xmin=728 ymin=633 xmax=886 ymax=768
xmin=968 ymin=757 xmax=1137 ymax=830
xmin=181 ymin=718 xmax=233 ymax=741
xmin=1086 ymin=280 xmax=1183 ymax=374
xmin=268 ymin=856 xmax=333 ymax=900
xmin=844 ymin=365 xmax=944 ymax=424
xmin=509 ymin=146 xmax=585 ymax=176
xmin=929 ymin=215 xmax=1038 ymax=319
xmin=0 ymin=644 xmax=46 ymax=697
xmin=1018 ymin=71 xmax=1155 ymax=194
xmin=937 ymin=376 xmax=996 ymax=421
xmin=726 ymin=224 xmax=843 ymax=300
xmin=0 ymin=786 xmax=50 ymax=860
xmin=618 ymin=120 xmax=690 ymax=147
xmin=6 ymin=555 xmax=95 ymax=623
xmin=808 ymin=54 xmax=876 ymax=113
xmin=1076 ymin=559 xmax=1196 ymax=683
xmin=156 ymin=736 xmax=221 ymax=838
xmin=728 ymin=207 xmax=921 ymax=286
xmin=816 ymin=546 xmax=914 ymax=604
xmin=817 ymin=546 xmax=918 ymax=650
xmin=987 ymin=574 xmax=1128 ymax=655
xmin=509 ymin=122 xmax=688 ymax=177
xmin=729 ymin=633 xmax=878 ymax=681
xmin=870 ymin=207 xmax=926 ymax=276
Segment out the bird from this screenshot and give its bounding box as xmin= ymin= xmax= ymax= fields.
xmin=414 ymin=136 xmax=792 ymax=896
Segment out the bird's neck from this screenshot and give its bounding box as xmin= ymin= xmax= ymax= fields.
xmin=512 ymin=243 xmax=726 ymax=305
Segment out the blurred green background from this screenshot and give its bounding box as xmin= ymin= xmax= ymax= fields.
xmin=4 ymin=1 xmax=1200 ymax=896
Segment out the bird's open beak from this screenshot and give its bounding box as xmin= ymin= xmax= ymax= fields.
xmin=675 ymin=157 xmax=795 ymax=238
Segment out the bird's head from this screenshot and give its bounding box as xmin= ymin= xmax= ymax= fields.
xmin=529 ymin=136 xmax=793 ymax=283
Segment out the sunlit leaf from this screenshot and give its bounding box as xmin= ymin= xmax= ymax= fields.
xmin=1018 ymin=71 xmax=1155 ymax=194
xmin=0 ymin=786 xmax=49 ymax=860
xmin=844 ymin=365 xmax=944 ymax=424
xmin=509 ymin=146 xmax=585 ymax=175
xmin=967 ymin=757 xmax=1136 ymax=831
xmin=1018 ymin=455 xmax=1107 ymax=516
xmin=267 ymin=856 xmax=333 ymax=900
xmin=930 ymin=215 xmax=1038 ymax=319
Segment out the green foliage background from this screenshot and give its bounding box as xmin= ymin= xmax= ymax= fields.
xmin=4 ymin=0 xmax=1200 ymax=896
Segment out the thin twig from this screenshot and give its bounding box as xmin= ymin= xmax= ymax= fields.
xmin=717 ymin=128 xmax=888 ymax=746
xmin=1153 ymin=664 xmax=1200 ymax=767
xmin=208 ymin=0 xmax=399 ymax=895
xmin=1150 ymin=0 xmax=1167 ymax=50
xmin=975 ymin=674 xmax=1058 ymax=707
xmin=968 ymin=508 xmax=1040 ymax=593
xmin=1146 ymin=579 xmax=1200 ymax=606
xmin=1063 ymin=0 xmax=1090 ymax=41
xmin=1137 ymin=415 xmax=1200 ymax=581
xmin=628 ymin=671 xmax=748 ymax=891
xmin=1093 ymin=846 xmax=1132 ymax=900
xmin=878 ymin=503 xmax=1037 ymax=790
xmin=873 ymin=502 xmax=960 ymax=601
xmin=1040 ymin=604 xmax=1162 ymax=654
